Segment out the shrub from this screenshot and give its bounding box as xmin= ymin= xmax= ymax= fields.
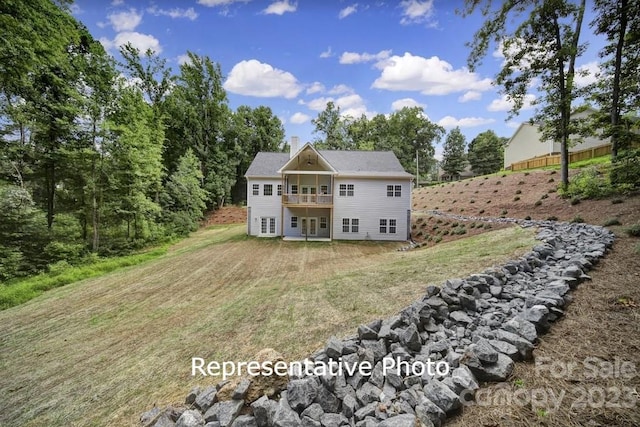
xmin=434 ymin=236 xmax=442 ymax=243
xmin=484 ymin=176 xmax=489 ymax=180
xmin=603 ymin=218 xmax=621 ymax=226
xmin=548 ymin=188 xmax=556 ymax=193
xmin=548 ymin=178 xmax=555 ymax=183
xmin=626 ymin=224 xmax=640 ymax=237
xmin=546 ymin=216 xmax=558 ymax=221
xmin=571 ymin=215 xmax=584 ymax=223
xmin=460 ymin=208 xmax=465 ymax=212
xmin=570 ymin=197 xmax=581 ymax=206
xmin=524 ymin=172 xmax=530 ymax=176
xmin=549 ymin=170 xmax=557 ymax=175
xmin=493 ymin=189 xmax=498 ymax=193
xmin=474 ymin=190 xmax=479 ymax=194
xmin=469 ymin=222 xmax=476 ymax=229
xmin=442 ymin=230 xmax=450 ymax=235
xmin=541 ymin=193 xmax=549 ymax=199
xmin=501 ymin=174 xmax=507 ymax=178
xmin=558 ymin=166 xmax=620 ymax=200
xmin=470 ymin=199 xmax=475 ymax=203
xmin=486 ymin=200 xmax=491 ymax=204
xmin=483 ymin=223 xmax=492 ymax=229
xmin=452 ymin=226 xmax=467 ymax=235
xmin=478 ymin=209 xmax=485 ymax=214
xmin=513 ymin=196 xmax=520 ymax=201
xmin=436 ymin=219 xmax=443 ymax=224
xmin=451 ymin=222 xmax=459 ymax=227
xmin=610 ymin=148 xmax=640 ymax=187
xmin=515 ymin=189 xmax=522 ymax=194
xmin=524 ymin=215 xmax=532 ymax=220
xmin=411 ymin=224 xmax=417 ymax=230
xmin=495 ymin=180 xmax=502 ymax=185
xmin=501 ymin=210 xmax=508 ymax=215
xmin=479 ymin=182 xmax=484 ymax=186
xmin=452 ymin=199 xmax=457 ymax=204
xmin=535 ymin=200 xmax=542 ymax=207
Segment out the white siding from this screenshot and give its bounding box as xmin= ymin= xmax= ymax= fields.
xmin=246 ymin=178 xmax=282 ymax=236
xmin=284 ymin=207 xmax=331 ymax=238
xmin=332 ymin=178 xmax=411 ymax=241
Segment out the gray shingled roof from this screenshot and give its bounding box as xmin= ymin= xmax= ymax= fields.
xmin=245 ymin=150 xmax=412 ymax=178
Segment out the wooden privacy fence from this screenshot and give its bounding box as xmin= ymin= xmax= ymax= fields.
xmin=509 ymin=143 xmax=612 ymax=171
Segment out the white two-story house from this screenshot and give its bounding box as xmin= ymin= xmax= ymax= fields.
xmin=245 ymin=141 xmax=413 ymax=241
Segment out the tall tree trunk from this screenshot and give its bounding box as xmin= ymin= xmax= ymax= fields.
xmin=611 ymin=0 xmax=628 ymax=160
xmin=46 ymin=160 xmax=55 ymax=229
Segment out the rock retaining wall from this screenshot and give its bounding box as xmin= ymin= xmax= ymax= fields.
xmin=142 ymin=216 xmax=615 ymax=427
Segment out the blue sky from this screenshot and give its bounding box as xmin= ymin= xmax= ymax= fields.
xmin=72 ymin=0 xmax=603 ymax=158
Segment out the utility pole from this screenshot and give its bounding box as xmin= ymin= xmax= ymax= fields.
xmin=415 ymin=149 xmax=419 ymax=188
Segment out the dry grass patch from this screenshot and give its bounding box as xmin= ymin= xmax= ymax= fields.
xmin=0 ymin=225 xmax=535 ymax=427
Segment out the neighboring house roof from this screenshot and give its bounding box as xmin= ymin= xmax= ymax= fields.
xmin=245 ymin=146 xmax=413 ymax=178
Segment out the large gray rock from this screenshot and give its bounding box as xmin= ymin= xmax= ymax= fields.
xmin=467 ymin=338 xmax=498 ymax=363
xmin=423 ymin=380 xmax=461 ymax=414
xmin=287 ymin=378 xmax=318 ymax=412
xmin=326 ymin=336 xmax=344 ymax=360
xmin=378 ymin=414 xmax=417 ymax=427
xmin=467 ymin=353 xmax=514 ymax=382
xmin=152 ymin=413 xmax=176 ymax=427
xmin=401 ymin=323 xmax=422 ymax=351
xmin=503 ymin=317 xmax=538 ymax=343
xmin=250 ymin=396 xmax=278 ymax=427
xmin=195 ymin=386 xmax=218 ymax=412
xmin=272 ymin=402 xmax=302 ymax=427
xmin=319 ymin=412 xmax=350 ymax=426
xmin=229 ymin=416 xmax=257 ymax=427
xmin=493 ymin=329 xmax=534 ymax=360
xmin=204 ymin=400 xmax=243 ymax=426
xmin=176 ymin=410 xmax=205 ymax=427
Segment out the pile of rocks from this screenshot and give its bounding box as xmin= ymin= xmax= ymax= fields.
xmin=141 ymin=218 xmax=614 ymax=427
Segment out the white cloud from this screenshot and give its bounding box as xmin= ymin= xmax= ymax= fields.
xmin=400 ymin=0 xmax=436 ymax=26
xmin=304 ymin=93 xmax=374 ymax=119
xmin=506 ymin=121 xmax=522 ymax=129
xmin=372 ymin=52 xmax=493 ymax=95
xmin=100 ymin=32 xmax=162 ymax=53
xmin=339 ymin=4 xmax=358 ymax=19
xmin=319 ymin=46 xmax=333 ymax=58
xmin=575 ymin=61 xmax=600 ymax=87
xmin=108 ymin=8 xmax=142 ymax=32
xmin=328 ymin=84 xmax=354 ymax=95
xmin=112 ymin=0 xmax=124 ymax=5
xmin=458 ymin=91 xmax=481 ymax=103
xmin=487 ymin=94 xmax=536 ymax=112
xmin=391 ymin=98 xmax=425 ymax=111
xmin=493 ymin=38 xmax=553 ymax=71
xmin=224 ymin=59 xmax=302 ymax=99
xmin=177 ymin=54 xmax=191 ymax=65
xmin=290 ymin=112 xmax=311 ymax=124
xmin=339 ymin=49 xmax=392 ymax=65
xmin=263 ymin=0 xmax=297 ymax=15
xmin=306 ymin=82 xmax=325 ymax=94
xmin=147 ymin=6 xmax=198 ymax=20
xmin=437 ymin=116 xmax=496 ymax=128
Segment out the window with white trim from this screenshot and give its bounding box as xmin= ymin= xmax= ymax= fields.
xmin=320 ymin=217 xmax=327 ymax=229
xmin=342 ymin=218 xmax=359 ymax=233
xmin=380 ymin=218 xmax=397 ymax=234
xmin=277 ymin=184 xmax=282 ymax=196
xmin=291 ymin=216 xmax=298 ymax=228
xmin=291 ymin=184 xmax=298 ymax=194
xmin=387 ymin=184 xmax=402 ymax=197
xmin=252 ymin=184 xmax=259 ymax=196
xmin=339 ymin=184 xmax=354 ymax=197
xmin=263 ymin=184 xmax=273 ymax=196
xmin=320 ymin=185 xmax=328 ymax=194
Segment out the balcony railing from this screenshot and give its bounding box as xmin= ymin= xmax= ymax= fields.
xmin=282 ymin=194 xmax=333 ymax=205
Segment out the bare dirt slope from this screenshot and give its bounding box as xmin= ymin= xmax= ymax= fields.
xmin=414 ymin=170 xmax=640 ymax=426
xmin=202 ymin=206 xmax=247 ymax=226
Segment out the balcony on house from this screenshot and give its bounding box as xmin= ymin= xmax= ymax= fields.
xmin=281 ymin=173 xmax=334 ymax=207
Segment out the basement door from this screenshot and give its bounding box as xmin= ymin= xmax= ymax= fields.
xmin=300 ymin=217 xmax=318 ymax=237
xmin=260 ymin=217 xmax=276 ymax=236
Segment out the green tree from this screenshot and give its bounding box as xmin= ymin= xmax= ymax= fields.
xmin=165 ymin=52 xmax=233 ymax=207
xmin=312 ymin=102 xmax=351 ymax=149
xmin=590 ymin=0 xmax=640 ymax=160
xmin=161 ymin=150 xmax=209 ymax=235
xmin=227 ymin=105 xmax=285 ymax=202
xmin=463 ymin=0 xmax=587 ymax=188
xmin=441 ymin=127 xmax=467 ymax=177
xmin=467 ymin=130 xmax=505 ymax=175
